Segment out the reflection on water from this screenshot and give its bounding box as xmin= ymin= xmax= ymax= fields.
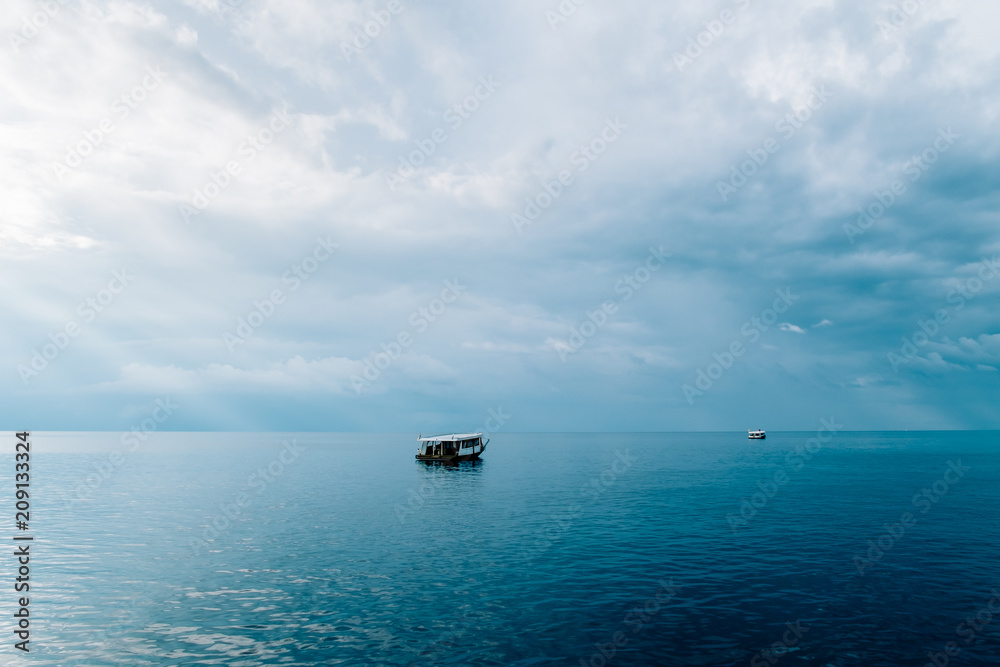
xmin=416 ymin=458 xmax=485 ymax=469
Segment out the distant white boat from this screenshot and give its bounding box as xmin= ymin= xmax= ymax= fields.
xmin=416 ymin=433 xmax=488 ymax=462
xmin=748 ymin=429 xmax=766 ymax=439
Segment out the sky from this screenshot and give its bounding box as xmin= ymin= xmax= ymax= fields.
xmin=1 ymin=0 xmax=998 ymax=433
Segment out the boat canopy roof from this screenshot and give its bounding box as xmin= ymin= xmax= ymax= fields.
xmin=418 ymin=433 xmax=483 ymax=442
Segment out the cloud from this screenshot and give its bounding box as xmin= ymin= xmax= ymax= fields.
xmin=87 ymin=349 xmax=462 ymax=397
xmin=92 ymin=357 xmax=359 ymax=394
xmin=851 ymin=375 xmax=884 ymax=388
xmin=3 ymin=0 xmax=1000 ymax=430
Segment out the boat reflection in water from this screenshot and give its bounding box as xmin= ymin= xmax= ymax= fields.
xmin=415 ymin=432 xmax=488 ymax=463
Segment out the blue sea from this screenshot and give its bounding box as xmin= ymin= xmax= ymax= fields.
xmin=4 ymin=431 xmax=999 ymax=666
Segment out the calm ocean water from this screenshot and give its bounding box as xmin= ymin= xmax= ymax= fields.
xmin=2 ymin=431 xmax=999 ymax=666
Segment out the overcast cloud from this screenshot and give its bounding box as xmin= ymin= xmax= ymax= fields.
xmin=2 ymin=0 xmax=998 ymax=431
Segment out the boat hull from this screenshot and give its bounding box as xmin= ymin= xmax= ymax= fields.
xmin=415 ymin=451 xmax=483 ymax=463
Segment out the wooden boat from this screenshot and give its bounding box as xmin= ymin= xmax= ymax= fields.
xmin=416 ymin=433 xmax=488 ymax=462
xmin=748 ymin=429 xmax=766 ymax=439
